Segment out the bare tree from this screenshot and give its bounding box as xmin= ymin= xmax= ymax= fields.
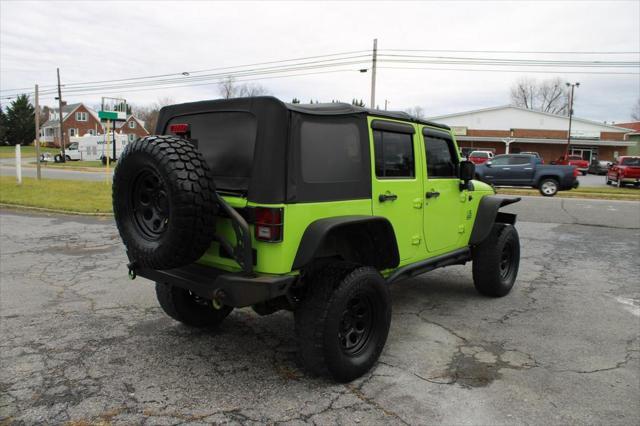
xmin=510 ymin=77 xmax=570 ymax=116
xmin=632 ymin=98 xmax=640 ymax=121
xmin=131 ymin=97 xmax=175 ymax=133
xmin=218 ymin=76 xmax=238 ymax=99
xmin=218 ymin=76 xmax=269 ymax=99
xmin=405 ymin=106 xmax=425 ymax=119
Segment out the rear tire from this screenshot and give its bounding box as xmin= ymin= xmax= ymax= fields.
xmin=155 ymin=282 xmax=232 ymax=327
xmin=295 ymin=263 xmax=391 ymax=382
xmin=472 ymin=224 xmax=520 ymax=297
xmin=538 ymin=178 xmax=559 ymax=196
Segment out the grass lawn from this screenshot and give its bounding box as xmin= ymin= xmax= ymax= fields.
xmin=0 ymin=145 xmax=59 ymax=159
xmin=0 ymin=176 xmax=112 ymax=214
xmin=497 ymin=186 xmax=640 ymax=201
xmin=44 ymin=160 xmax=105 ymax=169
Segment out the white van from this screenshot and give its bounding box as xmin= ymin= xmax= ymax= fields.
xmin=55 ymin=133 xmax=131 ymax=163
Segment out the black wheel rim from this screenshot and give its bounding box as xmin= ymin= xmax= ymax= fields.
xmin=339 ymin=293 xmax=374 ymax=356
xmin=499 ymin=240 xmax=515 ymax=280
xmin=131 ymin=169 xmax=170 ymax=240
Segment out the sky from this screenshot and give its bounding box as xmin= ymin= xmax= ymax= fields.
xmin=1 ymin=0 xmax=639 ymax=123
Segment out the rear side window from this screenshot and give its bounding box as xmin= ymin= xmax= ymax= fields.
xmin=165 ymin=112 xmax=257 ymax=192
xmin=373 ymin=131 xmax=415 ymax=178
xmin=509 ymin=156 xmax=532 ymax=165
xmin=300 ymin=121 xmax=362 ymax=183
xmin=425 ymin=135 xmax=458 ymax=178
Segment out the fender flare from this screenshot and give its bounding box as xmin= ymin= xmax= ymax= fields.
xmin=292 ymin=216 xmax=400 ymax=270
xmin=469 ymin=195 xmax=520 ymax=245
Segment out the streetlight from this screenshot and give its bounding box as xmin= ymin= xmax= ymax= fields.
xmin=564 ymin=82 xmax=580 ymax=159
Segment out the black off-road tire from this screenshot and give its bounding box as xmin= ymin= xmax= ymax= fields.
xmin=295 ymin=262 xmax=391 ymax=382
xmin=538 ymin=178 xmax=559 ymax=197
xmin=113 ymin=135 xmax=217 ymax=270
xmin=472 ymin=224 xmax=520 ymax=297
xmin=155 ymin=282 xmax=232 ymax=327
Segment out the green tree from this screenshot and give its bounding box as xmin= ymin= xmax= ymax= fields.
xmin=5 ymin=94 xmax=35 ymax=146
xmin=291 ymin=98 xmax=301 ymax=104
xmin=0 ymin=105 xmax=8 ymax=145
xmin=351 ymin=98 xmax=365 ymax=107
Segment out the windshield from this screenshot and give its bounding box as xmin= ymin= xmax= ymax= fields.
xmin=470 ymin=151 xmax=489 ymax=158
xmin=620 ymin=157 xmax=640 ymax=166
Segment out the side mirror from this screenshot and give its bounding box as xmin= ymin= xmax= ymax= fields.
xmin=485 ymin=161 xmax=492 ymax=167
xmin=459 ymin=160 xmax=475 ymax=181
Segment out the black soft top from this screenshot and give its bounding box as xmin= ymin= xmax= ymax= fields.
xmin=155 ymin=97 xmax=450 ymax=203
xmin=156 ymin=96 xmax=449 ymax=132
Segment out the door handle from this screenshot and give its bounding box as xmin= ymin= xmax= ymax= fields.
xmin=378 ymin=193 xmax=398 ymax=202
xmin=426 ymin=191 xmax=440 ymax=199
xmin=524 ymin=167 xmax=533 ymax=170
xmin=503 ymin=167 xmax=511 ymax=170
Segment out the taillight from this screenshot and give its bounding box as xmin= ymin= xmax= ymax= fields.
xmin=254 ymin=207 xmax=283 ymax=242
xmin=169 ymin=123 xmax=189 ymax=136
xmin=573 ymin=167 xmax=580 ymax=177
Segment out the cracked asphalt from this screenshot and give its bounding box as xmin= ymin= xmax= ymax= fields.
xmin=1 ymin=199 xmax=639 ymax=425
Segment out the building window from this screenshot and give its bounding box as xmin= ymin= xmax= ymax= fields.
xmin=76 ymin=111 xmax=88 ymax=121
xmin=128 ymin=120 xmax=136 ymax=129
xmin=69 ymin=128 xmax=78 ymax=137
xmin=128 ymin=134 xmax=136 ymax=142
xmin=88 ymin=129 xmax=95 ymax=136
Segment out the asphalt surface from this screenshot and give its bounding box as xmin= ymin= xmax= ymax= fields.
xmin=1 ymin=198 xmax=639 ymax=425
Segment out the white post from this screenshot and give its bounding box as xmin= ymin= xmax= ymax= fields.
xmin=16 ymin=144 xmax=22 ymax=184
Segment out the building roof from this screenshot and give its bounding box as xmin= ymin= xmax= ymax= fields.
xmin=428 ymin=105 xmax=632 ymax=132
xmin=41 ymin=103 xmax=101 ymax=128
xmin=615 ymin=121 xmax=640 ymax=131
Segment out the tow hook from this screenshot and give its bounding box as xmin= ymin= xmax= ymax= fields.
xmin=127 ymin=261 xmax=137 ymax=280
xmin=212 ymin=289 xmax=226 ymax=310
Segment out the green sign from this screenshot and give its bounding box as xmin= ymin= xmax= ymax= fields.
xmin=98 ymin=111 xmax=118 ymax=120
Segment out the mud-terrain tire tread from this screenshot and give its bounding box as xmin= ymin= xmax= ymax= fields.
xmin=295 ymin=262 xmax=391 ymax=382
xmin=472 ymin=223 xmax=520 ymax=297
xmin=113 ymin=135 xmax=217 ymax=270
xmin=155 ymin=282 xmax=232 ymax=327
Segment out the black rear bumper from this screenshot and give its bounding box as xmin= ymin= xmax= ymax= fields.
xmin=137 ymin=263 xmax=296 ymax=308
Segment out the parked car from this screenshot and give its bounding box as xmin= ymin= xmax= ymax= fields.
xmin=521 ymin=151 xmax=544 ymax=164
xmin=475 ymin=154 xmax=579 ymax=196
xmin=606 ymin=156 xmax=640 ymax=187
xmin=111 ymin=96 xmax=522 ymax=382
xmin=588 ymin=159 xmax=611 ymax=175
xmin=553 ymin=155 xmax=589 ymax=175
xmin=468 ymin=150 xmax=494 ymax=165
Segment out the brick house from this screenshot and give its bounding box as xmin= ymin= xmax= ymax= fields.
xmin=40 ymin=103 xmax=103 ymax=146
xmin=615 ymin=122 xmax=640 ymax=156
xmin=115 ymin=115 xmax=149 ymax=142
xmin=429 ymin=105 xmax=634 ymax=163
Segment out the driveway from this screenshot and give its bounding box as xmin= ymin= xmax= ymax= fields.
xmin=1 ymin=199 xmax=639 ymax=424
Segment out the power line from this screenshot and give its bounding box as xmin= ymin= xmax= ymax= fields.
xmin=379 ymin=66 xmax=640 ymax=75
xmin=380 ymin=48 xmax=640 ymax=55
xmin=0 ymin=50 xmax=371 ymax=94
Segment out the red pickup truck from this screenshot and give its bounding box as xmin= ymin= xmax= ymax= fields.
xmin=553 ymin=155 xmax=589 ymax=175
xmin=606 ymin=156 xmax=640 ymax=187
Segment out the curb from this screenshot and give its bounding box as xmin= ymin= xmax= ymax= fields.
xmin=0 ymin=203 xmax=113 ymax=217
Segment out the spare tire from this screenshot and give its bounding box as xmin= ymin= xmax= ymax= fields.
xmin=113 ymin=135 xmax=218 ymax=270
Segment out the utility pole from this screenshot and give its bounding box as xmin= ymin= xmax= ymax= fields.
xmin=34 ymin=84 xmax=41 ymax=180
xmin=370 ymin=38 xmax=377 ymax=109
xmin=56 ymin=68 xmax=66 ymax=162
xmin=384 ymin=99 xmax=389 ymax=111
xmin=564 ymin=82 xmax=580 ymax=158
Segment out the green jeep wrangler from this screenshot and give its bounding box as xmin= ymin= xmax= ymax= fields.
xmin=113 ymin=96 xmax=520 ymax=382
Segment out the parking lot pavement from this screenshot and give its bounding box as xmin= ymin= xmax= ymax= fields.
xmin=1 ymin=205 xmax=638 ymax=425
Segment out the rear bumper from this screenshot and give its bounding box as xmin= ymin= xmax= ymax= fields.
xmin=137 ymin=263 xmax=296 ymax=307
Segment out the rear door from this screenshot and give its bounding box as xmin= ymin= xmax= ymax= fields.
xmin=422 ymin=127 xmax=465 ymax=253
xmin=370 ymin=119 xmax=424 ymax=262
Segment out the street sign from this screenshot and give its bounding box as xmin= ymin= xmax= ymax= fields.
xmin=98 ymin=111 xmax=126 ymax=121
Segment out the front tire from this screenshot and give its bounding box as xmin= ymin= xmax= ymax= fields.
xmin=155 ymin=282 xmax=232 ymax=327
xmin=295 ymin=263 xmax=391 ymax=382
xmin=539 ymin=178 xmax=559 ymax=196
xmin=472 ymin=224 xmax=520 ymax=297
